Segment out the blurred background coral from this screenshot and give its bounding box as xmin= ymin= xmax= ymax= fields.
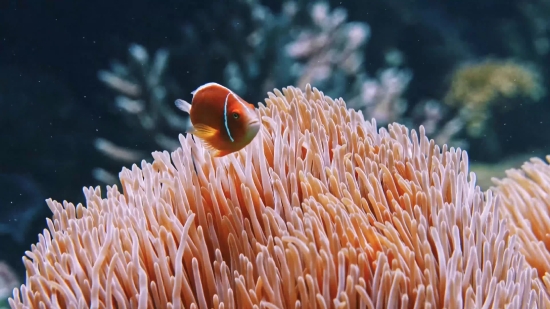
xmin=1 ymin=0 xmax=550 ymax=305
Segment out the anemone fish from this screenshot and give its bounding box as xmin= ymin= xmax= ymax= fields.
xmin=175 ymin=82 xmax=261 ymax=157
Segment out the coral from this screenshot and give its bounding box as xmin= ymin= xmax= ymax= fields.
xmin=220 ymin=0 xmax=381 ymax=102
xmin=10 ymin=85 xmax=548 ymax=308
xmin=0 ymin=261 xmax=18 ymax=303
xmin=213 ymin=0 xmax=415 ymax=131
xmin=444 ymin=59 xmax=544 ymax=137
xmin=95 ymin=44 xmax=188 ymax=184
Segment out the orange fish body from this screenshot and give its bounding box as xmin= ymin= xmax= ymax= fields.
xmin=175 ymin=82 xmax=261 ymax=157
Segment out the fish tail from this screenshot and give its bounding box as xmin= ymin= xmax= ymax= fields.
xmin=175 ymin=99 xmax=192 ymax=113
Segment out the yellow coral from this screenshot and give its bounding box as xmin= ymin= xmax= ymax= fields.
xmin=444 ymin=59 xmax=543 ymax=136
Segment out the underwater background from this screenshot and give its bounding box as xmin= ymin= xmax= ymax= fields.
xmin=1 ymin=0 xmax=550 ymax=306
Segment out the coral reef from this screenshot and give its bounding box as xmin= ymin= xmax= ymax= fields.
xmin=10 ymin=85 xmax=548 ymax=308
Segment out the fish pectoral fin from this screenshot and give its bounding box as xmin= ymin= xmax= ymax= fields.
xmin=209 ymin=149 xmax=223 ymax=157
xmin=187 ymin=126 xmax=224 ymax=157
xmin=198 ymin=139 xmax=224 ymax=157
xmin=206 ymin=147 xmax=231 ymax=158
xmin=175 ymin=99 xmax=192 ymax=113
xmin=188 ymin=123 xmax=218 ymax=139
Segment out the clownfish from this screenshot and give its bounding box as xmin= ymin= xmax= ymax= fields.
xmin=175 ymin=82 xmax=261 ymax=157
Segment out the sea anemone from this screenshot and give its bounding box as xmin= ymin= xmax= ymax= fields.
xmin=10 ymin=85 xmax=549 ymax=308
xmin=492 ymin=156 xmax=550 ymax=293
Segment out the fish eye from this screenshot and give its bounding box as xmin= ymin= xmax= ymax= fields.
xmin=232 ymin=112 xmax=240 ymax=119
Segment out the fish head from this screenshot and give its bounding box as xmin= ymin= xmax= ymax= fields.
xmin=226 ymin=102 xmax=261 ymax=144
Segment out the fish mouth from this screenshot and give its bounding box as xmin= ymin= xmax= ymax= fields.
xmin=248 ymin=119 xmax=261 ymax=136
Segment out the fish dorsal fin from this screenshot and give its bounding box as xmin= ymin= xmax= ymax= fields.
xmin=191 ymin=82 xmax=227 ymax=96
xmin=175 ymin=99 xmax=192 ymax=113
xmin=189 ymin=123 xmax=218 ymax=139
